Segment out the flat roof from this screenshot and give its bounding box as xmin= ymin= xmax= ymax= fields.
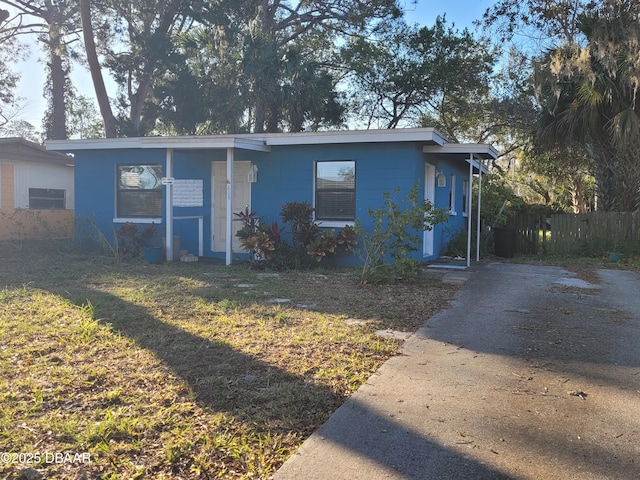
xmin=45 ymin=129 xmax=498 ymax=160
xmin=46 ymin=135 xmax=271 ymax=152
xmin=422 ymin=143 xmax=499 ymax=161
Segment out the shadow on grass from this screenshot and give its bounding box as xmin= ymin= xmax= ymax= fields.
xmin=65 ymin=286 xmax=340 ymax=435
xmin=0 ymin=248 xmax=513 ymax=478
xmin=68 ymin=287 xmax=514 ymax=479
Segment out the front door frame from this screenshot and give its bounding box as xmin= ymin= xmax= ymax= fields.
xmin=424 ymin=163 xmax=436 ymax=257
xmin=211 ymin=157 xmax=251 ymax=263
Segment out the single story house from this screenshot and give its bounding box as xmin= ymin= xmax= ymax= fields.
xmin=46 ymin=128 xmax=496 ymax=265
xmin=0 ymin=137 xmax=74 ymax=241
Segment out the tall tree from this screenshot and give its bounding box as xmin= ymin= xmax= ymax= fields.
xmin=141 ymin=0 xmax=397 ymax=134
xmin=0 ymin=0 xmax=79 ymax=139
xmin=534 ymin=1 xmax=640 ymax=211
xmin=205 ymin=0 xmax=401 ymax=132
xmin=0 ymin=8 xmax=21 ymax=126
xmin=480 ymin=0 xmax=589 ymax=46
xmin=342 ymin=17 xmax=494 ymax=130
xmin=79 ymin=0 xmax=197 ymax=136
xmin=80 ymin=0 xmax=116 ymax=137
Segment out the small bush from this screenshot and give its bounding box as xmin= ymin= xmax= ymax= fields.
xmin=235 ymin=204 xmax=356 ymax=269
xmin=356 ymin=183 xmax=447 ymax=283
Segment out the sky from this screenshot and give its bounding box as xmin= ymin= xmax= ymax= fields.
xmin=12 ymin=0 xmax=494 ymax=130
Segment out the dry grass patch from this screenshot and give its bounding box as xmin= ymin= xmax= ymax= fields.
xmin=0 ymin=243 xmax=458 ymax=479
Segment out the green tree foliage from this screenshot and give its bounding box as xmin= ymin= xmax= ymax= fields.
xmin=480 ymin=0 xmax=589 ymax=46
xmin=77 ymin=0 xmax=399 ymax=136
xmin=0 ymin=8 xmax=21 ymax=124
xmin=356 ymin=183 xmax=447 ymax=283
xmin=534 ymin=1 xmax=640 ymax=211
xmin=152 ymin=0 xmax=399 ymax=134
xmin=0 ymin=0 xmax=79 ymax=140
xmin=67 ymin=94 xmax=104 ymax=139
xmin=89 ymin=0 xmax=197 ymax=136
xmin=342 ymin=17 xmax=494 ymax=130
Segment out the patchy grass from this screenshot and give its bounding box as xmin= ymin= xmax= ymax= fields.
xmin=0 ymin=242 xmax=458 ymax=479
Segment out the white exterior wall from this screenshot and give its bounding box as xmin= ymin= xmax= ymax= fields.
xmin=10 ymin=161 xmax=74 ymax=209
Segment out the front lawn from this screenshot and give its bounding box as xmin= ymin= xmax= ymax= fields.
xmin=0 ymin=243 xmax=457 ymax=479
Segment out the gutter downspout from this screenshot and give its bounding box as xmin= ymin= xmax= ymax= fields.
xmin=165 ymin=148 xmax=174 ymax=261
xmin=225 ymin=147 xmax=234 ymax=266
xmin=466 ymin=155 xmax=473 ymax=267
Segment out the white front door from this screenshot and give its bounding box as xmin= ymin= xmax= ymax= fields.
xmin=212 ymin=161 xmax=251 ymax=252
xmin=424 ymin=163 xmax=436 ymax=257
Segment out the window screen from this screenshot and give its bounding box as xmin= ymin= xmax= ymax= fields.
xmin=315 ymin=161 xmax=355 ymax=221
xmin=29 ymin=188 xmax=65 ymax=210
xmin=117 ymin=165 xmax=163 ymax=218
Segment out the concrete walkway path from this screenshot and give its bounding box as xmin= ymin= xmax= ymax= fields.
xmin=273 ymin=263 xmax=640 ymax=480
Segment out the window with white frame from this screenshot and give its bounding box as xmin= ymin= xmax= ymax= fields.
xmin=462 ymin=179 xmax=469 ymax=216
xmin=315 ymin=160 xmax=355 ymax=221
xmin=29 ymin=188 xmax=65 ymax=210
xmin=116 ymin=164 xmax=163 ymax=218
xmin=449 ymin=174 xmax=456 ymax=215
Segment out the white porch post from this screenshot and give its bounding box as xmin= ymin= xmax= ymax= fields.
xmin=225 ymin=147 xmax=234 ymax=266
xmin=476 ymin=162 xmax=483 ymax=261
xmin=466 ymin=155 xmax=473 ymax=267
xmin=165 ymin=148 xmax=174 ymax=261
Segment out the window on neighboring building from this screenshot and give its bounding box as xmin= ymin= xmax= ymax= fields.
xmin=315 ymin=160 xmax=356 ymax=221
xmin=462 ymin=179 xmax=469 ymax=216
xmin=29 ymin=188 xmax=65 ymax=210
xmin=449 ymin=174 xmax=456 ymax=215
xmin=116 ymin=164 xmax=163 ymax=218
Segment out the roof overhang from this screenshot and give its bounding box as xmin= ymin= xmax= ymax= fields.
xmin=46 ymin=128 xmax=449 ymax=153
xmin=423 ymin=143 xmax=498 ymax=174
xmin=1 ymin=137 xmax=73 ymax=166
xmin=262 ymin=127 xmax=447 ymax=146
xmin=46 ymin=135 xmax=271 ymax=152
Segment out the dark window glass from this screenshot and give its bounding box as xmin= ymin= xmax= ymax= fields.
xmin=29 ymin=188 xmax=65 ymax=210
xmin=315 ymin=161 xmax=355 ymax=221
xmin=117 ymin=165 xmax=162 ymax=218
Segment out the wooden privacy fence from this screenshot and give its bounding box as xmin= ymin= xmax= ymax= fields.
xmin=508 ymin=211 xmax=640 ymax=255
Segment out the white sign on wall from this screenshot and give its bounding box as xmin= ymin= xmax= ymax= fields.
xmin=173 ymin=179 xmax=203 ymax=207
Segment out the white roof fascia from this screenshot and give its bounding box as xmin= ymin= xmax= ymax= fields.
xmin=46 ymin=128 xmax=449 ymax=152
xmin=47 ymin=137 xmax=141 ymax=151
xmin=46 ymin=136 xmax=270 ymax=152
xmin=138 ymin=136 xmax=270 ymax=152
xmin=422 ymin=143 xmax=499 ymax=160
xmin=264 ymin=128 xmax=448 ymax=146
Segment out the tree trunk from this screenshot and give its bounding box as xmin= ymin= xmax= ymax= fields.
xmin=80 ymin=0 xmax=117 ymax=138
xmin=48 ymin=47 xmax=67 ymax=139
xmin=45 ymin=1 xmax=67 ymax=140
xmin=570 ymin=172 xmax=588 ymax=213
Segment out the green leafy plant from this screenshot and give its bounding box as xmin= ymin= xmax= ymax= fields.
xmin=280 ymin=201 xmax=319 ymax=254
xmin=356 ymin=183 xmax=447 ymax=283
xmin=115 ymin=222 xmax=161 ymax=259
xmin=235 ymin=207 xmax=283 ymax=263
xmin=236 ymin=203 xmax=356 ymax=268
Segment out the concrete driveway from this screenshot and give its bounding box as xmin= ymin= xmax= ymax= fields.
xmin=274 ymin=263 xmax=640 ymax=480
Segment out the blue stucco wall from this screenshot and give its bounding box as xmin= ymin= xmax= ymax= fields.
xmin=432 ymin=159 xmax=472 ymax=257
xmin=73 ymin=149 xmax=166 ymax=250
xmin=72 ymin=142 xmax=471 ymax=263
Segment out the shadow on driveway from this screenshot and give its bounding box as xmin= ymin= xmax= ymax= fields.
xmin=275 ymin=262 xmax=640 ymax=480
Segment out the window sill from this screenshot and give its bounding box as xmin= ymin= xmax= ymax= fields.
xmin=113 ymin=218 xmax=163 ymax=224
xmin=462 ymin=213 xmax=469 ymax=218
xmin=448 ymin=210 xmax=457 ymax=216
xmin=315 ymin=220 xmax=355 ymax=228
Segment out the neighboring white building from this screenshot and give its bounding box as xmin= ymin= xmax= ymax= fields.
xmin=0 ymin=138 xmax=74 ymax=240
